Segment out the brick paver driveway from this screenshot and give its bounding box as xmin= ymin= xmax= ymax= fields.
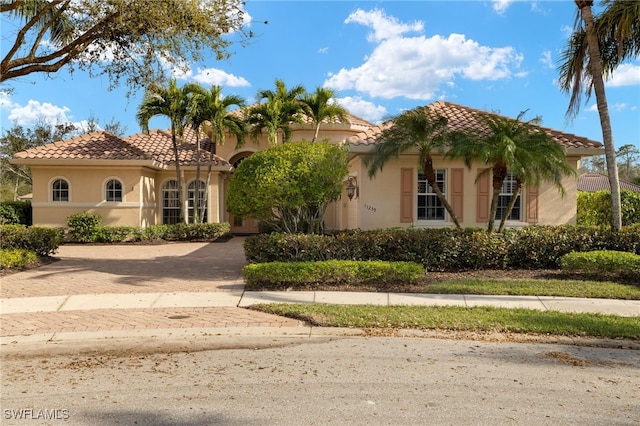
xmin=1 ymin=237 xmax=301 ymax=338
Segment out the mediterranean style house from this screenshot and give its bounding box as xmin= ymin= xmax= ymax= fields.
xmin=12 ymin=101 xmax=603 ymax=233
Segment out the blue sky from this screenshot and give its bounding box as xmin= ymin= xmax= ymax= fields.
xmin=1 ymin=0 xmax=639 ymax=150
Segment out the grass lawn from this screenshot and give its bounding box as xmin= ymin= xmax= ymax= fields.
xmin=251 ymin=304 xmax=640 ymax=340
xmin=249 ymin=274 xmax=640 ymax=340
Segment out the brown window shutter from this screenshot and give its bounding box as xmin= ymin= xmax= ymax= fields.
xmin=451 ymin=168 xmax=464 ymax=222
xmin=526 ymin=186 xmax=539 ymax=223
xmin=476 ymin=169 xmax=490 ymax=223
xmin=400 ymin=168 xmax=413 ymax=223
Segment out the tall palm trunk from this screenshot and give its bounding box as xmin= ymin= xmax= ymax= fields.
xmin=576 ymin=0 xmax=622 ymax=231
xmin=170 ymin=128 xmax=185 ymax=224
xmin=488 ymin=163 xmax=508 ymax=233
xmin=312 ymin=123 xmax=320 ymax=142
xmin=423 ymin=154 xmax=461 ymax=229
xmin=194 ymin=131 xmax=202 ymax=224
xmin=498 ymin=178 xmax=522 ymax=233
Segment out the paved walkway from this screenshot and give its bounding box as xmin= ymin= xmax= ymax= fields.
xmin=1 ymin=237 xmax=639 ymax=348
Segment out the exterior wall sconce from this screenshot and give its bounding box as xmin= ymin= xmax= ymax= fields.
xmin=345 ymin=176 xmax=359 ymax=200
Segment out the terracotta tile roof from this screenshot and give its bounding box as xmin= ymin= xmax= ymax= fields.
xmin=13 ymin=128 xmax=231 ymax=168
xmin=578 ymin=173 xmax=640 ymax=193
xmin=346 ymin=100 xmax=604 ymax=150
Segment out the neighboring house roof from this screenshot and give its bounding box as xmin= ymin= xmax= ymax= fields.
xmin=578 ymin=173 xmax=640 ymax=193
xmin=12 ymin=128 xmax=231 ymax=169
xmin=346 ymin=100 xmax=604 ymax=152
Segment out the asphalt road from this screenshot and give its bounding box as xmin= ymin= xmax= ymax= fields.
xmin=2 ymin=336 xmax=639 ymax=425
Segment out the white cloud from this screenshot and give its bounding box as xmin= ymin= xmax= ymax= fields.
xmin=190 ymin=68 xmax=250 ymax=87
xmin=7 ymin=100 xmax=71 ymax=126
xmin=560 ymin=25 xmax=574 ymax=39
xmin=345 ymin=8 xmax=423 ymax=42
xmin=325 ymin=31 xmax=523 ymax=100
xmin=335 ymin=96 xmax=387 ymax=123
xmin=540 ymin=50 xmax=553 ymax=69
xmin=606 ymin=63 xmax=640 ymax=87
xmin=0 ymin=91 xmax=18 ymax=109
xmin=492 ymin=0 xmax=513 ymax=15
xmin=587 ymin=102 xmax=628 ymax=112
xmin=318 ymin=47 xmax=329 ymax=54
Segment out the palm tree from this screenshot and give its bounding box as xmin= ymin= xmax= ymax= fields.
xmin=246 ymin=79 xmax=306 ymax=145
xmin=137 ymin=79 xmax=191 ymax=224
xmin=301 ymin=87 xmax=349 ymax=142
xmin=364 ymin=107 xmax=462 ymax=229
xmin=558 ymin=0 xmax=640 ymax=231
xmin=192 ymin=86 xmax=246 ymax=222
xmin=447 ymin=111 xmax=576 ymax=233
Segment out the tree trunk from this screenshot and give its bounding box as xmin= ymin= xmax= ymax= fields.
xmin=194 ymin=132 xmax=202 ymax=224
xmin=577 ymin=1 xmax=622 ymax=231
xmin=423 ymin=155 xmax=462 ymax=229
xmin=488 ymin=163 xmax=508 ymax=233
xmin=312 ymin=123 xmax=320 ymax=142
xmin=170 ymin=131 xmax=186 ymax=224
xmin=498 ymin=180 xmax=522 ymax=233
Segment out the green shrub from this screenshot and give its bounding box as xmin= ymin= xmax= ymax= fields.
xmin=577 ymin=190 xmax=640 ymax=226
xmin=243 ymin=260 xmax=425 ymax=287
xmin=0 ymin=202 xmax=32 ymax=225
xmin=0 ymin=248 xmax=38 ymax=269
xmin=0 ymin=225 xmax=62 ymax=256
xmin=66 ymin=212 xmax=102 ymax=242
xmin=244 ymin=225 xmax=640 ymax=271
xmin=560 ymin=250 xmax=640 ymax=278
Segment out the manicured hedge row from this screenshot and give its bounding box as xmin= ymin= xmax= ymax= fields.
xmin=244 ymin=225 xmax=640 ymax=271
xmin=66 ymin=212 xmax=231 ymax=243
xmin=243 ymin=260 xmax=425 ymax=286
xmin=0 ymin=225 xmax=62 ymax=256
xmin=561 ymin=250 xmax=640 ymax=278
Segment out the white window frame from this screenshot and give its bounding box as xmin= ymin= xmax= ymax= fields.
xmin=417 ymin=170 xmax=447 ymax=221
xmin=161 ymin=179 xmax=180 ymax=225
xmin=187 ymin=179 xmax=207 ymax=223
xmin=496 ymin=173 xmax=521 ymax=221
xmin=51 ymin=177 xmax=70 ymax=202
xmin=104 ymin=178 xmax=124 ymax=202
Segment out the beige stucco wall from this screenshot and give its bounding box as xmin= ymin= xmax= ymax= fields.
xmin=329 ymin=153 xmax=581 ymax=231
xmin=30 ymin=166 xmax=150 ymax=227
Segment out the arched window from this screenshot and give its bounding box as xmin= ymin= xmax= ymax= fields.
xmin=162 ymin=180 xmax=180 ymax=224
xmin=106 ymin=179 xmax=123 ymax=202
xmin=52 ymin=179 xmax=69 ymax=202
xmin=187 ymin=180 xmax=207 ymax=223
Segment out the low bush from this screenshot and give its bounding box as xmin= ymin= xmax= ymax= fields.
xmin=243 ymin=260 xmax=425 ymax=287
xmin=0 ymin=249 xmax=38 ymax=269
xmin=560 ymin=250 xmax=640 ymax=278
xmin=64 ymin=212 xmax=231 ymax=243
xmin=0 ymin=225 xmax=62 ymax=256
xmin=244 ymin=225 xmax=640 ymax=271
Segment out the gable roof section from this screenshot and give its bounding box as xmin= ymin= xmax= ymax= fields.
xmin=578 ymin=173 xmax=640 ymax=193
xmin=346 ymin=101 xmax=604 ymax=152
xmin=13 ymin=129 xmax=231 ymax=169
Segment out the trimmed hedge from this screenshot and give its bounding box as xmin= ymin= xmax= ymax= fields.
xmin=577 ymin=190 xmax=640 ymax=226
xmin=244 ymin=225 xmax=640 ymax=271
xmin=65 ymin=212 xmax=231 ymax=243
xmin=244 ymin=260 xmax=425 ymax=286
xmin=0 ymin=225 xmax=62 ymax=256
xmin=560 ymin=250 xmax=640 ymax=278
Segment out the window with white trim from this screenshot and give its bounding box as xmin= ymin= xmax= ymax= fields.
xmin=52 ymin=179 xmax=69 ymax=202
xmin=187 ymin=180 xmax=207 ymax=223
xmin=106 ymin=179 xmax=123 ymax=202
xmin=162 ymin=180 xmax=180 ymax=225
xmin=417 ymin=170 xmax=446 ymax=221
xmin=496 ymin=173 xmax=521 ymax=221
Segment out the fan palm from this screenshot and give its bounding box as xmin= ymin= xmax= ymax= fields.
xmin=447 ymin=111 xmax=576 ymax=233
xmin=137 ymin=79 xmax=191 ymax=223
xmin=246 ymin=79 xmax=306 ymax=145
xmin=301 ymin=87 xmax=349 ymax=142
xmin=364 ymin=107 xmax=462 ymax=229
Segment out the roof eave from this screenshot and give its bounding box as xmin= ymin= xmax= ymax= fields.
xmin=9 ymin=158 xmax=168 ymax=169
